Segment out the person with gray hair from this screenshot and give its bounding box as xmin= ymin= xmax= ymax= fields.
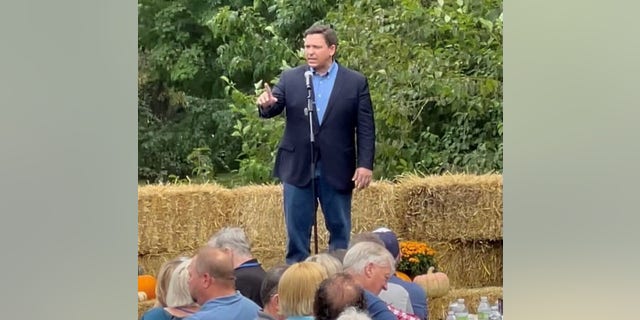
xmin=336 ymin=307 xmax=373 ymax=320
xmin=349 ymin=232 xmax=414 ymax=315
xmin=207 ymin=227 xmax=266 ymax=307
xmin=373 ymin=227 xmax=427 ymax=320
xmin=342 ymin=242 xmax=396 ymax=320
xmin=305 ymin=252 xmax=343 ymax=276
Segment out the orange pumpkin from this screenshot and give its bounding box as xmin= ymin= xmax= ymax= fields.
xmin=412 ymin=266 xmax=450 ymax=298
xmin=138 ymin=275 xmax=157 ymax=300
xmin=395 ymin=271 xmax=412 ymax=282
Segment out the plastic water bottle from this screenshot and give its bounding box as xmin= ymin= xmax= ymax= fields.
xmin=448 ymin=301 xmax=458 ymax=313
xmin=488 ymin=305 xmax=502 ymax=320
xmin=476 ymin=296 xmax=491 ymax=320
xmin=446 ymin=311 xmax=456 ymax=320
xmin=454 ymin=298 xmax=469 ymax=320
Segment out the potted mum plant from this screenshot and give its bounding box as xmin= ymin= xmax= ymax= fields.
xmin=396 ymin=240 xmax=438 ymax=279
xmin=396 ymin=240 xmax=450 ymax=298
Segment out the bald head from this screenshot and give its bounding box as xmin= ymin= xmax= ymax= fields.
xmin=194 ymin=246 xmax=236 ymax=284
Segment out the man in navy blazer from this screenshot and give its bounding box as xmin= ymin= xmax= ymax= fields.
xmin=256 ymin=24 xmax=375 ymax=264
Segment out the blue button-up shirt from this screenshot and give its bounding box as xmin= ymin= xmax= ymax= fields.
xmin=310 ymin=61 xmax=338 ymax=124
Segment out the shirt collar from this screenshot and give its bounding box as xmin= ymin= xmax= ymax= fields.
xmin=310 ymin=60 xmax=337 ymax=77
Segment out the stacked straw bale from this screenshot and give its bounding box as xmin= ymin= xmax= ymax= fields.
xmin=223 ymin=184 xmax=298 ymax=269
xmin=430 ymin=240 xmax=502 ymax=288
xmin=392 ymin=174 xmax=503 ymax=288
xmin=138 ymin=250 xmax=196 ymax=279
xmin=138 ymin=175 xmax=502 ymax=284
xmin=351 ymin=181 xmax=399 ymax=232
xmin=138 ymin=174 xmax=503 ymax=319
xmin=428 ymin=287 xmax=503 ymax=320
xmin=138 ymin=184 xmax=233 ymax=255
xmin=394 ymin=174 xmax=502 ymax=242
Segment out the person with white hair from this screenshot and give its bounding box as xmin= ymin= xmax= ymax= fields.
xmin=336 ymin=307 xmax=372 ymax=320
xmin=207 ymin=227 xmax=266 ymax=307
xmin=164 ymin=258 xmax=200 ymax=318
xmin=349 ymin=232 xmax=414 ymax=314
xmin=342 ymin=242 xmax=396 ymax=320
xmin=305 ymin=252 xmax=343 ymax=276
xmin=373 ymin=227 xmax=427 ymax=320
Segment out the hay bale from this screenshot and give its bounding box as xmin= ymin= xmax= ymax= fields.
xmin=137 ymin=177 xmax=503 ymax=282
xmin=395 ymin=174 xmax=502 ymax=242
xmin=351 ymin=181 xmax=399 ymax=233
xmin=138 ymin=184 xmax=234 ymax=255
xmin=238 ymin=181 xmax=398 ymax=269
xmin=428 ymin=287 xmax=503 ymax=320
xmin=138 ymin=251 xmax=196 ymax=278
xmin=138 ymin=299 xmax=156 ymax=319
xmin=431 ymin=240 xmax=502 ymax=288
xmin=223 ymin=184 xmax=293 ymax=269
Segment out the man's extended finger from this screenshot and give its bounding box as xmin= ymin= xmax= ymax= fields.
xmin=264 ymin=83 xmax=272 ymax=96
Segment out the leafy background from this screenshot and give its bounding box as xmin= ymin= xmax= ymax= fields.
xmin=138 ymin=0 xmax=503 ymax=186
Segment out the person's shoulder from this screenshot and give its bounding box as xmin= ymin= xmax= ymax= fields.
xmin=257 ymin=311 xmax=277 ymax=320
xmin=141 ymin=307 xmax=171 ymax=320
xmin=240 ymin=294 xmax=262 ymax=308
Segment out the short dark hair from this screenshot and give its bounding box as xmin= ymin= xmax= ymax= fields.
xmin=303 ymin=24 xmax=338 ymax=47
xmin=260 ymin=264 xmax=290 ymax=306
xmin=314 ymin=272 xmax=367 ymax=320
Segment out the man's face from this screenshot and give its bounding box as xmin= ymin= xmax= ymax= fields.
xmin=187 ymin=258 xmax=202 ymax=304
xmin=304 ymin=33 xmax=336 ymax=73
xmin=366 ymin=263 xmax=392 ymax=295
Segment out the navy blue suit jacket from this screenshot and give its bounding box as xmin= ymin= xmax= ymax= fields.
xmin=259 ymin=63 xmax=375 ymax=192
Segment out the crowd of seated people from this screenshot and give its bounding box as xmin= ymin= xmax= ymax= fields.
xmin=140 ymin=227 xmax=426 ymax=320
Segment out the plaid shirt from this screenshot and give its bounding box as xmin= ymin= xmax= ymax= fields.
xmin=387 ymin=304 xmax=421 ymax=320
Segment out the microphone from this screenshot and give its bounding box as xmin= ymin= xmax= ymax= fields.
xmin=304 ymin=71 xmax=313 ymax=89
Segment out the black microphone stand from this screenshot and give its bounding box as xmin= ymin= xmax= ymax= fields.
xmin=304 ymin=73 xmax=319 ymax=255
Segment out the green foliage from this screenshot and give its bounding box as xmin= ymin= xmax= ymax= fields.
xmin=137 ymin=0 xmax=503 ymax=184
xmin=138 ymin=71 xmax=241 ymax=182
xmin=207 ymin=6 xmax=301 ymax=91
xmin=328 ymin=0 xmax=503 ymax=178
xmin=272 ymin=0 xmax=339 ymax=48
xmin=222 ymin=76 xmax=286 ymax=184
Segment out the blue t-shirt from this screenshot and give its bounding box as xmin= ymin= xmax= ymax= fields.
xmin=185 ymin=292 xmax=260 ymax=320
xmin=389 ymin=275 xmax=428 ymax=320
xmin=363 ymin=290 xmax=396 ymax=320
xmin=140 ymin=307 xmax=172 ymax=320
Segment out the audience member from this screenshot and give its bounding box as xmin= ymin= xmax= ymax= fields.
xmin=306 ymin=253 xmax=343 ymax=276
xmin=328 ymin=249 xmax=348 ymax=263
xmin=336 ymin=307 xmax=373 ymax=320
xmin=207 ymin=227 xmax=266 ymax=307
xmin=314 ymin=272 xmax=367 ymax=320
xmin=343 ymin=242 xmax=397 ymax=320
xmin=164 ymin=258 xmax=200 ymax=319
xmin=141 ymin=256 xmax=189 ymax=320
xmin=349 ymin=233 xmax=413 ymax=314
xmin=186 ymin=247 xmax=260 ymax=320
xmin=278 ymin=261 xmax=328 ymax=319
xmin=373 ymin=227 xmax=427 ymax=320
xmin=257 ymin=264 xmax=290 ymax=320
